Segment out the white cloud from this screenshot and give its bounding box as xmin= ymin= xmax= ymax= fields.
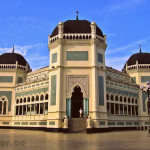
xmin=11 ymin=16 xmax=36 ymax=23
xmin=0 ymin=43 xmax=49 ymax=71
xmin=106 ymin=33 xmax=117 ymax=37
xmin=106 ymin=37 xmax=150 ymax=55
xmin=0 ymin=45 xmax=32 ymax=56
xmin=106 ymin=56 xmax=130 ymax=71
xmin=103 ymin=0 xmax=145 ymax=14
xmin=106 ymin=36 xmax=150 ymax=70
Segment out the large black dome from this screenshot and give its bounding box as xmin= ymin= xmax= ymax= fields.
xmin=123 ymin=52 xmax=150 ymax=69
xmin=51 ymin=20 xmax=104 ymax=37
xmin=0 ymin=52 xmax=30 ymax=69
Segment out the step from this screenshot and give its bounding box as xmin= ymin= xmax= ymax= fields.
xmin=68 ymin=118 xmax=87 ymax=133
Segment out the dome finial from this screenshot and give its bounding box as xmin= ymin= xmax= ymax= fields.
xmin=76 ymin=11 xmax=79 ymax=20
xmin=139 ymin=44 xmax=141 ymax=53
xmin=12 ymin=45 xmax=14 ymax=53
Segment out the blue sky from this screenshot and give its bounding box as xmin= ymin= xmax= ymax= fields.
xmin=0 ymin=0 xmax=150 ymax=71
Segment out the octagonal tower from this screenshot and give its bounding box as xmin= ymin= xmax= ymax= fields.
xmin=47 ymin=18 xmax=107 ymax=130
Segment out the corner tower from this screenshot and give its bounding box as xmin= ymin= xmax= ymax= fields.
xmin=123 ymin=50 xmax=150 ymax=87
xmin=0 ymin=47 xmax=31 ymax=117
xmin=47 ymin=18 xmax=107 ymax=130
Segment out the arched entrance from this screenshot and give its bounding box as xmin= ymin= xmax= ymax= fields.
xmin=71 ymin=86 xmax=83 ymax=118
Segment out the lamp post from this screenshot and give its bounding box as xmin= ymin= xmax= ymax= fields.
xmin=140 ymin=81 xmax=150 ymax=136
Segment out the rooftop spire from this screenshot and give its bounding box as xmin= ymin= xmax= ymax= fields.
xmin=139 ymin=44 xmax=141 ymax=53
xmin=12 ymin=45 xmax=14 ymax=53
xmin=76 ymin=11 xmax=79 ymax=20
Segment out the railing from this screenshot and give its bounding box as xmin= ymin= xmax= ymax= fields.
xmin=48 ymin=33 xmax=105 ymax=44
xmin=126 ymin=64 xmax=150 ymax=71
xmin=48 ymin=35 xmax=59 ymax=44
xmin=63 ymin=33 xmax=91 ymax=40
xmin=96 ymin=35 xmax=106 ymax=43
xmin=107 ymin=114 xmax=140 ymax=120
xmin=0 ymin=64 xmax=27 ymax=71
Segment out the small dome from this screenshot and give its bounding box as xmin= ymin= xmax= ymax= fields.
xmin=123 ymin=52 xmax=150 ymax=70
xmin=0 ymin=52 xmax=30 ymax=69
xmin=51 ymin=20 xmax=104 ymax=37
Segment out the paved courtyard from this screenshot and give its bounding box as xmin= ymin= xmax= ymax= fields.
xmin=0 ymin=129 xmax=150 ymax=150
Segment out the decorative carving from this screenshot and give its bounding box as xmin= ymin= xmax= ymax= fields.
xmin=66 ymin=75 xmax=89 ymax=97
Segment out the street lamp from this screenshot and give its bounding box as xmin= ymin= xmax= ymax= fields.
xmin=140 ymin=81 xmax=150 ymax=136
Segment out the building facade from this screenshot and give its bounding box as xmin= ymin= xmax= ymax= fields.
xmin=0 ymin=18 xmax=150 ymax=132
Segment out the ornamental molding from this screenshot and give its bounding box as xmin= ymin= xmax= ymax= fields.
xmin=66 ymin=75 xmax=89 ymax=97
xmin=48 ymin=39 xmax=64 ymax=49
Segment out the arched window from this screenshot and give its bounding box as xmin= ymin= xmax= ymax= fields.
xmin=0 ymin=100 xmax=2 ymax=114
xmin=31 ymin=96 xmax=35 ymax=102
xmin=45 ymin=94 xmax=48 ymax=100
xmin=16 ymin=99 xmax=19 ymax=104
xmin=20 ymin=98 xmax=23 ymax=103
xmin=27 ymin=97 xmax=30 ymax=102
xmin=36 ymin=95 xmax=39 ymax=101
xmin=0 ymin=97 xmax=8 ymax=115
xmin=120 ymin=96 xmax=122 ymax=102
xmin=124 ymin=97 xmax=126 ymax=102
xmin=135 ymin=99 xmax=137 ymax=104
xmin=128 ymin=98 xmax=130 ymax=103
xmin=3 ymin=101 xmax=7 ymax=114
xmin=40 ymin=95 xmax=44 ymax=101
xmin=106 ymin=94 xmax=109 ymax=100
xmin=115 ymin=96 xmax=118 ymax=101
xmin=111 ymin=95 xmax=114 ymax=101
xmin=24 ymin=97 xmax=26 ymax=103
xmin=132 ymin=98 xmax=134 ymax=103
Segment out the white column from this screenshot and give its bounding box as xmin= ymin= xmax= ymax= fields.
xmin=114 ymin=103 xmax=116 ymax=114
xmin=34 ymin=104 xmax=36 ymax=115
xmin=44 ymin=103 xmax=45 ymax=114
xmin=16 ymin=61 xmax=18 ymax=69
xmin=57 ymin=67 xmax=63 ymax=117
xmin=22 ymin=105 xmax=23 ymax=115
xmin=56 ymin=22 xmax=64 ymax=124
xmin=26 ymin=105 xmax=27 ymax=115
xmin=91 ymin=22 xmax=98 ymax=120
xmin=2 ymin=102 xmax=4 ymax=115
xmin=39 ymin=103 xmax=41 ymax=115
xmin=109 ymin=103 xmax=111 ymax=114
xmin=58 ymin=22 xmax=64 ymax=39
xmin=18 ymin=105 xmax=20 ymax=116
xmin=118 ymin=104 xmax=120 ymax=114
xmin=134 ymin=106 xmax=136 ymax=115
xmin=58 ymin=22 xmax=63 ymax=66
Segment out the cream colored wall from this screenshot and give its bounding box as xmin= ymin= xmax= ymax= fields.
xmin=0 ymin=87 xmax=15 ymax=117
xmin=49 ymin=46 xmax=58 ymax=68
xmin=96 ymin=46 xmax=105 ymax=68
xmin=48 ymin=69 xmax=58 ymax=113
xmin=0 ymin=69 xmax=27 ymax=122
xmin=0 ymin=72 xmax=16 ymax=87
xmin=14 ymin=78 xmax=49 ymax=123
xmin=127 ymin=69 xmax=150 ymax=87
xmin=62 ymin=68 xmax=92 ymax=111
xmin=63 ymin=44 xmax=91 ymax=67
xmin=48 ymin=34 xmax=107 ymax=128
xmin=97 ymin=69 xmax=107 ymax=112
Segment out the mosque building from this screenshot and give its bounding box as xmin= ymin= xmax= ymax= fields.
xmin=0 ymin=16 xmax=150 ymax=133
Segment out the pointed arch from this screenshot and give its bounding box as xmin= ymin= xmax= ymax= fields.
xmin=69 ymin=82 xmax=86 ymax=97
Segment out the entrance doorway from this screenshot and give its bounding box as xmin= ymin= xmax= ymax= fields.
xmin=71 ymin=86 xmax=83 ymax=118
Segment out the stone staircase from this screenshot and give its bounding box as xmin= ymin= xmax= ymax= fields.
xmin=68 ymin=118 xmax=87 ymax=133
